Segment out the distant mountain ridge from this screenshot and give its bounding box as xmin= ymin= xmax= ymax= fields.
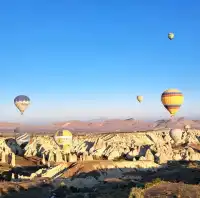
xmin=53 ymin=117 xmax=200 ymax=132
xmin=1 ymin=117 xmax=200 ymax=133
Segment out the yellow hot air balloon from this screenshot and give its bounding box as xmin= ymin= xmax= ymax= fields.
xmin=137 ymin=95 xmax=143 ymax=103
xmin=161 ymin=89 xmax=184 ymax=117
xmin=168 ymin=32 xmax=175 ymax=40
xmin=54 ymin=129 xmax=72 ymax=153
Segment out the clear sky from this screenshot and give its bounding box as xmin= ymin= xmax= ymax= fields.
xmin=0 ymin=0 xmax=199 ymax=123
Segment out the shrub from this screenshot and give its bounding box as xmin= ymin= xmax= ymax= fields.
xmin=144 ymin=178 xmax=162 ymax=188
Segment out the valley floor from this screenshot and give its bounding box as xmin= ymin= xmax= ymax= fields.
xmin=0 ymin=159 xmax=200 ymax=198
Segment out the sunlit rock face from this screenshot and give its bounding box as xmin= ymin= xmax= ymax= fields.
xmin=4 ymin=128 xmax=196 ymax=165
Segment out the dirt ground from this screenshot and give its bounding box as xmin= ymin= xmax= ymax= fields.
xmin=0 ymin=178 xmax=52 ymax=198
xmin=0 ymin=159 xmax=200 ymax=197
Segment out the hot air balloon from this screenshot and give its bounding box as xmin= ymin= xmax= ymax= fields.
xmin=54 ymin=129 xmax=72 ymax=153
xmin=161 ymin=89 xmax=184 ymax=117
xmin=169 ymin=128 xmax=183 ymax=144
xmin=137 ymin=95 xmax=143 ymax=103
xmin=168 ymin=32 xmax=174 ymax=40
xmin=14 ymin=127 xmax=30 ymax=147
xmin=14 ymin=95 xmax=31 ymax=115
xmin=184 ymin=124 xmax=191 ymax=132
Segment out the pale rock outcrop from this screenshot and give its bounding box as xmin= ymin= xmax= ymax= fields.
xmin=185 ymin=132 xmax=199 ymax=144
xmin=2 ymin=128 xmax=200 ymax=169
xmin=79 ymin=155 xmax=83 ymax=161
xmin=145 ymin=149 xmax=154 ymax=161
xmin=107 ymin=150 xmax=120 ymax=160
xmin=172 ymin=150 xmax=182 ymax=161
xmin=156 ymin=142 xmax=173 ymax=164
xmin=1 ymin=151 xmax=6 ymax=163
xmin=147 ymin=134 xmax=165 ymax=145
xmin=139 ymin=156 xmax=146 ymax=160
xmin=11 ymin=153 xmax=16 ymax=167
xmin=92 ymin=138 xmax=107 ymax=157
xmin=48 ymin=151 xmax=55 ymax=162
xmin=63 ymin=154 xmax=68 ymax=162
xmin=88 ymin=146 xmax=94 ymax=154
xmin=68 ymin=153 xmax=77 ymax=162
xmin=32 ymin=150 xmax=37 ymax=156
xmin=162 ymin=132 xmax=171 ymax=143
xmin=42 ymin=153 xmax=46 ymax=165
xmin=186 ymin=147 xmax=200 ymax=161
xmin=82 ymin=152 xmax=88 ymax=161
xmin=41 ymin=164 xmax=68 ymax=179
xmin=55 ymin=151 xmax=63 ymax=163
xmin=0 ymin=139 xmax=12 ymax=155
xmin=24 ymin=149 xmax=33 ymax=157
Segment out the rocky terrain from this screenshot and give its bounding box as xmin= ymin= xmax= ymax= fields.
xmin=0 ymin=123 xmax=199 ymax=197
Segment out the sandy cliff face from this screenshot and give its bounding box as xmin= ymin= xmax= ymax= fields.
xmin=17 ymin=128 xmax=200 ymax=165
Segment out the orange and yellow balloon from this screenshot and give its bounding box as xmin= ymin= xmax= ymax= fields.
xmin=161 ymin=89 xmax=184 ymax=117
xmin=137 ymin=95 xmax=143 ymax=103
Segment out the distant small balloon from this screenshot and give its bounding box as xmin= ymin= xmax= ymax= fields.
xmin=137 ymin=95 xmax=143 ymax=103
xmin=184 ymin=124 xmax=191 ymax=131
xmin=169 ymin=128 xmax=183 ymax=144
xmin=168 ymin=32 xmax=175 ymax=40
xmin=14 ymin=95 xmax=31 ymax=115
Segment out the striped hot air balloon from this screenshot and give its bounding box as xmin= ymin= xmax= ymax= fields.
xmin=14 ymin=127 xmax=30 ymax=146
xmin=54 ymin=129 xmax=72 ymax=153
xmin=161 ymin=89 xmax=184 ymax=117
xmin=14 ymin=95 xmax=31 ymax=115
xmin=137 ymin=95 xmax=143 ymax=103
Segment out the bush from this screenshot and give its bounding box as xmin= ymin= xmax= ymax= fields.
xmin=144 ymin=178 xmax=162 ymax=188
xmin=113 ymin=156 xmax=125 ymax=161
xmin=129 ymin=188 xmax=145 ymax=198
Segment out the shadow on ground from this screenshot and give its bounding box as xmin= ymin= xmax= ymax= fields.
xmin=0 ymin=160 xmax=200 ymax=198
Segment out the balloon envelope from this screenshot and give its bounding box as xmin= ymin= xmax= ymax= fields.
xmin=14 ymin=95 xmax=31 ymax=115
xmin=14 ymin=127 xmax=30 ymax=146
xmin=54 ymin=129 xmax=72 ymax=151
xmin=184 ymin=125 xmax=191 ymax=130
xmin=168 ymin=32 xmax=174 ymax=40
xmin=161 ymin=89 xmax=184 ymax=116
xmin=137 ymin=96 xmax=143 ymax=103
xmin=169 ymin=128 xmax=183 ymax=144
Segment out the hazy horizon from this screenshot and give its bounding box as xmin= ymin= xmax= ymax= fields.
xmin=0 ymin=1 xmax=199 ymax=123
xmin=1 ymin=115 xmax=200 ymax=125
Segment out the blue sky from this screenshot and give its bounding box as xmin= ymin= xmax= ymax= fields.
xmin=0 ymin=0 xmax=199 ymax=123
